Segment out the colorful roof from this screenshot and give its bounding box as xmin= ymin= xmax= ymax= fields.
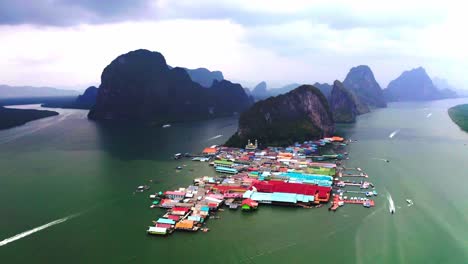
xmin=241 ymin=198 xmax=258 ymax=207
xmin=156 ymin=223 xmax=172 ymax=229
xmin=156 ymin=218 xmax=176 ymax=225
xmin=252 ymin=181 xmax=331 ymax=198
xmin=165 ymin=191 xmax=186 ymax=196
xmin=243 ymin=190 xmax=315 ymax=204
xmin=203 ymin=147 xmax=217 ymax=154
xmin=172 ymin=207 xmax=190 ymax=212
xmin=175 ymin=220 xmax=194 ymax=229
xmin=167 ymin=215 xmax=180 ymax=221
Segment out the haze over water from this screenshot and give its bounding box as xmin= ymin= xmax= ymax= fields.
xmin=0 ymin=99 xmax=467 ymax=263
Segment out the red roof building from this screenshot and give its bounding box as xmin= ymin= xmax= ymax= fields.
xmin=156 ymin=223 xmax=172 ymax=228
xmin=172 ymin=207 xmax=190 ymax=213
xmin=212 ymin=185 xmax=248 ymax=194
xmin=252 ymin=181 xmax=331 ymax=202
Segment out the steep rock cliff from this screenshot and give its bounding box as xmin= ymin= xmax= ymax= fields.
xmin=330 ymin=80 xmax=369 ymax=123
xmin=88 ymin=49 xmax=252 ymax=122
xmin=226 ymin=85 xmax=335 ymax=147
xmin=343 ymin=65 xmax=387 ymax=108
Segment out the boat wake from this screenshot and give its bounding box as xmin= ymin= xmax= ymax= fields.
xmin=372 ymin=158 xmax=389 ymax=162
xmin=207 ymin=135 xmax=223 ymax=141
xmin=0 ymin=213 xmax=80 ymax=247
xmin=387 ymin=192 xmax=396 ymax=214
xmin=426 ymin=113 xmax=432 ymax=118
xmin=389 ymin=129 xmax=400 ymax=139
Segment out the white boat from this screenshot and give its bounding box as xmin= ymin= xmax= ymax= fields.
xmin=406 ymin=199 xmax=414 ymax=206
xmin=162 ymin=124 xmax=171 ymax=128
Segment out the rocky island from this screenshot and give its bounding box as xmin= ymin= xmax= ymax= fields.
xmin=329 ymin=80 xmax=370 ymax=123
xmin=225 ymin=85 xmax=335 ymax=147
xmin=384 ymin=67 xmax=457 ymax=101
xmin=343 ymin=65 xmax=387 ymax=108
xmin=42 ymin=86 xmax=98 ymax=109
xmin=88 ymin=49 xmax=252 ymax=123
xmin=184 ymin=68 xmax=224 ymax=88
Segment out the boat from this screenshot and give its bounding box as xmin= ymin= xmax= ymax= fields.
xmin=372 ymin=190 xmax=378 ymax=196
xmin=174 ymin=153 xmax=182 ymax=159
xmin=162 ymin=124 xmax=171 ymax=128
xmin=406 ymin=199 xmax=413 ymax=205
xmin=136 ymin=185 xmax=150 ymax=192
xmin=176 ymin=166 xmax=183 ymax=170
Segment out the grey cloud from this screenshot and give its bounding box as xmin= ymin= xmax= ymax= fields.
xmin=0 ymin=0 xmax=153 ymax=26
xmin=0 ymin=0 xmax=446 ymax=30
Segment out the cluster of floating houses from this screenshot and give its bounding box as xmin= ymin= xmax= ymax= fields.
xmin=146 ymin=136 xmax=378 ymax=236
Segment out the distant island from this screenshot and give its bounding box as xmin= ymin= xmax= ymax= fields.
xmin=184 ymin=68 xmax=224 ymax=88
xmin=226 ymin=85 xmax=334 ymax=147
xmin=448 ymin=104 xmax=468 ymax=132
xmin=250 ymin=82 xmax=301 ymax=100
xmin=384 ymin=67 xmax=458 ymax=101
xmin=88 ymin=49 xmax=253 ymax=124
xmin=343 ymin=65 xmax=387 ymax=108
xmin=42 ymin=86 xmax=98 ymax=109
xmin=0 ymin=84 xmax=79 ymax=98
xmin=0 ymin=107 xmax=58 ymax=130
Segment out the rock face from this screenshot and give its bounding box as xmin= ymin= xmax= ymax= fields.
xmin=185 ymin=68 xmax=224 ymax=88
xmin=313 ymin=82 xmax=333 ymax=99
xmin=250 ymin=82 xmax=301 ymax=101
xmin=251 ymin=81 xmax=269 ymax=99
xmin=209 ymin=80 xmax=254 ymax=113
xmin=384 ymin=67 xmax=443 ymax=101
xmin=329 ymin=80 xmax=369 ymax=123
xmin=343 ymin=65 xmax=387 ymax=108
xmin=88 ymin=49 xmax=252 ymax=122
xmin=74 ymin=86 xmax=98 ymax=109
xmin=225 ymin=85 xmax=335 ymax=147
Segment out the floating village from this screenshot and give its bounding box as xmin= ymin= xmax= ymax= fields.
xmin=144 ymin=137 xmax=378 ymax=236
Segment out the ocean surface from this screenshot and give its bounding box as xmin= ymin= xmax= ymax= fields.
xmin=0 ymin=99 xmax=467 ymax=263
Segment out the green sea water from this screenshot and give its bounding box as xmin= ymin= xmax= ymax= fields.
xmin=0 ymin=99 xmax=467 ymax=263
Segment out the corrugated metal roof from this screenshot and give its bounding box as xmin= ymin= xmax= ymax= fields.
xmin=271 ymin=192 xmax=297 ymax=203
xmin=157 ymin=218 xmax=176 ymax=225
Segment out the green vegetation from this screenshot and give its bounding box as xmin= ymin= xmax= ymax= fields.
xmin=0 ymin=107 xmax=58 ymax=130
xmin=225 ymin=85 xmax=334 ymax=147
xmin=448 ymin=104 xmax=468 ymax=132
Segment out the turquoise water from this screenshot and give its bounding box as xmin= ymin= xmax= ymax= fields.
xmin=0 ymin=99 xmax=467 ymax=263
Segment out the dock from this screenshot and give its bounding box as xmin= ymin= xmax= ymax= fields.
xmin=146 ymin=136 xmax=378 ymax=236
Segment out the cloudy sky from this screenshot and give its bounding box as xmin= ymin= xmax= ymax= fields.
xmin=0 ymin=0 xmax=466 ymax=90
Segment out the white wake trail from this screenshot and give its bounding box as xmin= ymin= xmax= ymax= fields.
xmin=207 ymin=135 xmax=223 ymax=141
xmin=387 ymin=192 xmax=396 ymax=214
xmin=371 ymin=158 xmax=388 ymax=162
xmin=0 ymin=213 xmax=79 ymax=247
xmin=389 ymin=129 xmax=400 ymax=139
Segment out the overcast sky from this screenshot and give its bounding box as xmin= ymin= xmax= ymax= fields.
xmin=0 ymin=0 xmax=466 ymax=90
